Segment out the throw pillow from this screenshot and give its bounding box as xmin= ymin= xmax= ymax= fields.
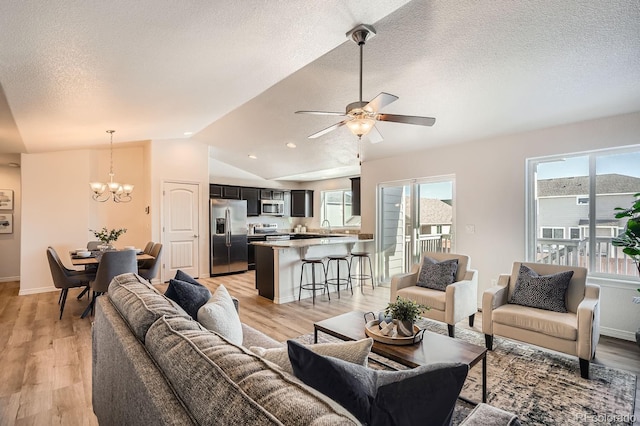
xmin=287 ymin=340 xmax=468 ymax=426
xmin=165 ymin=278 xmax=211 ymax=320
xmin=416 ymin=257 xmax=459 ymax=291
xmin=165 ymin=269 xmax=202 ymax=300
xmin=509 ymin=264 xmax=574 ymax=313
xmin=197 ymin=285 xmax=243 ymax=346
xmin=250 ymin=338 xmax=373 ymax=374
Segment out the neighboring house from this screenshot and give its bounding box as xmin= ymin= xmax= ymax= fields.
xmin=537 ymin=174 xmax=640 ymax=240
xmin=418 ymin=198 xmax=453 ymax=236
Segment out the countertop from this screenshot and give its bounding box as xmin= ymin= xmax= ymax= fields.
xmin=251 ymin=235 xmax=373 ymax=249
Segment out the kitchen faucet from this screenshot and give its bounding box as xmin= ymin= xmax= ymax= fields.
xmin=321 ymin=219 xmax=331 ymax=234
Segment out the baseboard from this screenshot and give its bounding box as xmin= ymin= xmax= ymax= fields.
xmin=0 ymin=276 xmax=20 ymax=283
xmin=18 ymin=285 xmax=56 ymax=296
xmin=600 ymin=326 xmax=636 ymax=342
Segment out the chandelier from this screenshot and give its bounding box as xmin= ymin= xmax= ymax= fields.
xmin=89 ymin=130 xmax=134 ymax=203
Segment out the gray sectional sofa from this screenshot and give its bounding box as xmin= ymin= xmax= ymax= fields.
xmin=92 ymin=273 xmax=518 ymax=425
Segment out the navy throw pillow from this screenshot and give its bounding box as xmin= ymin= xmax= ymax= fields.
xmin=509 ymin=264 xmax=573 ymax=313
xmin=287 ymin=340 xmax=468 ymax=426
xmin=165 ymin=270 xmax=202 ymax=300
xmin=165 ymin=278 xmax=211 ymax=320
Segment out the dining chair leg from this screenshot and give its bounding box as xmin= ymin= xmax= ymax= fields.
xmin=58 ymin=290 xmax=64 ymax=305
xmin=77 ymin=286 xmax=89 ymax=300
xmin=59 ymin=288 xmax=68 ymax=320
xmin=81 ymin=291 xmax=96 ymax=319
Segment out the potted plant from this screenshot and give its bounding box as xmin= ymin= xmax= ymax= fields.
xmin=612 ymin=192 xmax=640 ymax=276
xmin=90 ymin=227 xmax=127 ymax=250
xmin=611 ymin=192 xmax=640 ymax=346
xmin=384 ymin=296 xmax=429 ymax=337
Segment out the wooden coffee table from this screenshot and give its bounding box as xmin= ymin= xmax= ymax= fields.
xmin=314 ymin=310 xmax=487 ymax=404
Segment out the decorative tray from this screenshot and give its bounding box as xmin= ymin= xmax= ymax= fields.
xmin=364 ymin=320 xmax=425 ymax=345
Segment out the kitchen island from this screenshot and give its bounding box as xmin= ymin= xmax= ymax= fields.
xmin=253 ymin=236 xmax=374 ymax=304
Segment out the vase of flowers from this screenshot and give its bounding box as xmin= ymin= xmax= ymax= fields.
xmin=384 ymin=296 xmax=429 ymax=337
xmin=90 ymin=227 xmax=127 ymax=251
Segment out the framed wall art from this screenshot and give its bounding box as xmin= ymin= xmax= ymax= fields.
xmin=0 ymin=189 xmax=13 ymax=210
xmin=0 ymin=214 xmax=12 ymax=234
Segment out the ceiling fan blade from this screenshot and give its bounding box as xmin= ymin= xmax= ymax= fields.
xmin=367 ymin=126 xmax=384 ymax=144
xmin=364 ymin=92 xmax=398 ymax=113
xmin=308 ymin=120 xmax=349 ymax=139
xmin=295 ymin=110 xmax=346 ymax=117
xmin=376 ymin=114 xmax=436 ymax=127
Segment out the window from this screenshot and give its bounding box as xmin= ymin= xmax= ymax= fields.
xmin=320 ymin=190 xmax=361 ymax=227
xmin=576 ymin=196 xmax=589 ymax=205
xmin=541 ymin=227 xmax=564 ymax=239
xmin=527 ymin=146 xmax=640 ymax=278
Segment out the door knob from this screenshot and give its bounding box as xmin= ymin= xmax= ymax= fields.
xmin=193 ymin=235 xmax=198 ymax=238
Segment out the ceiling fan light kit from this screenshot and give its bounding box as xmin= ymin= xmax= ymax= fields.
xmin=296 ymin=24 xmax=436 ymax=143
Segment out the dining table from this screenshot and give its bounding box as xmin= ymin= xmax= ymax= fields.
xmin=70 ymin=250 xmax=154 ymax=266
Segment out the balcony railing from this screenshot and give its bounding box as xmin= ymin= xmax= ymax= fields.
xmin=536 ymin=237 xmax=637 ymax=276
xmin=403 ymin=234 xmax=451 ymax=271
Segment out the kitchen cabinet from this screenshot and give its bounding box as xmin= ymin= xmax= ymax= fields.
xmin=241 ymin=187 xmax=260 ymax=216
xmin=210 ymin=184 xmax=240 ymax=199
xmin=291 ymin=190 xmax=314 ymax=217
xmin=350 ymin=177 xmax=361 ymax=216
xmin=259 ymin=189 xmax=272 ymax=200
xmin=272 ymin=190 xmax=284 ymax=200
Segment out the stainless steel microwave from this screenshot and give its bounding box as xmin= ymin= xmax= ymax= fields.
xmin=260 ymin=199 xmax=284 ymax=216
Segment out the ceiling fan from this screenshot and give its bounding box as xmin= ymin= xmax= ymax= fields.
xmin=295 ymin=24 xmax=436 ymax=144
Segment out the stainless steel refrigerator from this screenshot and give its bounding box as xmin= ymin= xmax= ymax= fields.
xmin=210 ymin=199 xmax=248 ymax=275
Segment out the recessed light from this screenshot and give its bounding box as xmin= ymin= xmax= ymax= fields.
xmin=286 ymin=142 xmax=297 ymax=148
xmin=183 ymin=131 xmax=193 ymax=136
xmin=248 ymin=154 xmax=257 ymax=159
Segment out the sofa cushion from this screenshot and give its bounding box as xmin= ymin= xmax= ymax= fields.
xmin=242 ymin=323 xmax=282 ymax=349
xmin=164 ymin=269 xmax=207 ymax=307
xmin=197 ymin=285 xmax=243 ymax=345
xmin=107 ymin=273 xmax=190 ymax=342
xmin=145 ymin=316 xmax=360 ymax=425
xmin=416 ymin=257 xmax=458 ymax=291
xmin=288 ymin=340 xmax=467 ymax=426
xmin=509 ymin=264 xmax=573 ymax=313
xmin=250 ymin=338 xmax=373 ymax=374
xmin=493 ymin=304 xmax=578 ymax=341
xmin=397 ymin=286 xmax=446 ymax=311
xmin=165 ymin=278 xmax=211 ymax=320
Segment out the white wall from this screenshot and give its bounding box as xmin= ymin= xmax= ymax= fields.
xmin=361 ymin=111 xmax=640 ymax=340
xmin=150 ymin=138 xmax=210 ymax=281
xmin=0 ymin=155 xmax=21 ymax=281
xmin=20 ymin=146 xmax=150 ymax=295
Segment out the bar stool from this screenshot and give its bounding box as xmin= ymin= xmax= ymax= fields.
xmin=326 ymin=254 xmax=352 ymax=298
xmin=349 ymin=251 xmax=375 ymax=293
xmin=298 ymin=257 xmax=329 ymax=304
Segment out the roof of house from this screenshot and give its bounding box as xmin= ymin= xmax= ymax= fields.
xmin=538 ymin=174 xmax=640 ymax=197
xmin=418 ymin=199 xmax=452 ymax=225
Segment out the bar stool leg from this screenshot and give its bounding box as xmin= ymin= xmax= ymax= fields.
xmin=366 ymin=255 xmax=375 ymax=289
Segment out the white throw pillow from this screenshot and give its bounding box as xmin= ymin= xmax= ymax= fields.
xmin=250 ymin=338 xmax=373 ymax=374
xmin=197 ymin=285 xmax=243 ymax=346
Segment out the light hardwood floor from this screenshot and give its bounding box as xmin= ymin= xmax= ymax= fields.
xmin=1 ymin=272 xmax=639 ymax=425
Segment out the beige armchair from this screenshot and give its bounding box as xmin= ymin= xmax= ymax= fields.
xmin=482 ymin=262 xmax=600 ymax=379
xmin=390 ymin=253 xmax=478 ymax=338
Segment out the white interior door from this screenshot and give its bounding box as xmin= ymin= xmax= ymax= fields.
xmin=163 ymin=182 xmax=200 ymax=280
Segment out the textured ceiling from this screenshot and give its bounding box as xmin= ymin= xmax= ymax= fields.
xmin=1 ymin=1 xmax=639 ymax=180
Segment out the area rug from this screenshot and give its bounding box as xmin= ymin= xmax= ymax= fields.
xmin=294 ymin=319 xmax=636 ymax=425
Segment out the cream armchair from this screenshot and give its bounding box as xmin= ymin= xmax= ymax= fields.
xmin=390 ymin=253 xmax=478 ymax=338
xmin=482 ymin=262 xmax=600 ymax=379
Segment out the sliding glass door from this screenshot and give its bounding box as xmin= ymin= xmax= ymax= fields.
xmin=377 ymin=176 xmax=455 ymax=285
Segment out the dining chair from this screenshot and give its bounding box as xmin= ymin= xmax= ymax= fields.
xmin=81 ymin=250 xmax=138 ymax=318
xmin=87 ymin=241 xmax=102 ymax=251
xmin=143 ymin=241 xmax=154 ymax=254
xmin=46 ymin=247 xmax=96 ymax=319
xmin=138 ymin=243 xmax=163 ymax=281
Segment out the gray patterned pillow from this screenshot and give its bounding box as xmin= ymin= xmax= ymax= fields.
xmin=509 ymin=264 xmax=574 ymax=313
xmin=416 ymin=257 xmax=458 ymax=291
